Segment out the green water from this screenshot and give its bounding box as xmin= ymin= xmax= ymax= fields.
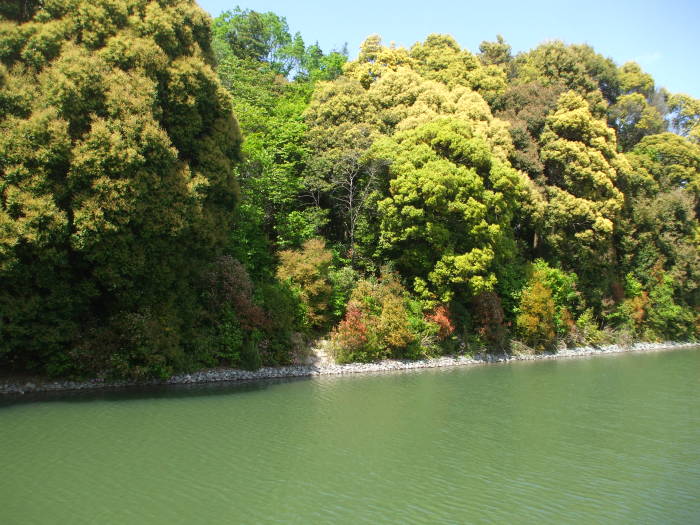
xmin=1 ymin=349 xmax=699 ymax=524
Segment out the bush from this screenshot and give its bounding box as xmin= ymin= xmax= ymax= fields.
xmin=277 ymin=238 xmax=333 ymax=328
xmin=256 ymin=281 xmax=305 ymax=365
xmin=424 ymin=305 xmax=455 ymax=341
xmin=646 ymin=270 xmax=696 ymax=340
xmin=607 ymin=269 xmax=697 ymax=341
xmin=330 ymin=303 xmax=376 ymax=363
xmin=329 ymin=265 xmax=358 ymax=320
xmin=530 ymin=259 xmax=583 ymax=337
xmin=202 ymin=256 xmax=307 ymax=370
xmin=515 ymin=271 xmax=557 ymax=352
xmin=471 ymin=291 xmax=509 ymax=350
xmin=570 ymin=308 xmax=605 ymax=346
xmin=329 ymin=272 xmax=444 ymax=363
xmin=606 ymin=273 xmax=649 ymax=337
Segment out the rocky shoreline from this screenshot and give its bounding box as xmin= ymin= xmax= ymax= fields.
xmin=1 ymin=341 xmax=697 ymax=396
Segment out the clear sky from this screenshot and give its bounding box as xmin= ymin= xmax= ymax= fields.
xmin=197 ymin=0 xmax=699 ymax=98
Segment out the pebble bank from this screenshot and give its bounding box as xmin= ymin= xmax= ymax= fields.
xmin=1 ymin=341 xmax=697 ymax=395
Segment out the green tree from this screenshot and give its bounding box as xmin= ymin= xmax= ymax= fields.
xmin=628 ymin=132 xmax=700 ymax=213
xmin=494 ymin=81 xmax=564 ymax=179
xmin=538 ymin=92 xmax=626 ymax=286
xmin=212 ymin=7 xmax=294 ymax=74
xmin=213 ymin=8 xmax=346 ymax=253
xmin=618 ymin=61 xmax=655 ymax=99
xmin=608 ymin=93 xmax=666 ymax=151
xmin=515 ymin=270 xmax=557 ymax=352
xmin=668 ymin=93 xmax=700 ymax=144
xmin=478 ymin=35 xmax=512 ymax=71
xmin=615 ymin=133 xmax=700 ymax=323
xmin=514 ymin=41 xmax=620 ymax=115
xmin=372 ymin=118 xmax=525 ymax=304
xmin=0 ymin=0 xmax=242 ymax=377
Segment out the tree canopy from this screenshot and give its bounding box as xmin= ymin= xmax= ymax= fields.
xmin=1 ymin=0 xmax=242 ymax=376
xmin=1 ymin=5 xmax=698 ymax=378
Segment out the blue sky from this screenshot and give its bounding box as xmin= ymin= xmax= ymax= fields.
xmin=197 ymin=0 xmax=699 ymax=98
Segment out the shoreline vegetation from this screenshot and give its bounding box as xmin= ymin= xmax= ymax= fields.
xmin=1 ymin=341 xmax=697 ymax=396
xmin=1 ymin=3 xmax=698 ymax=383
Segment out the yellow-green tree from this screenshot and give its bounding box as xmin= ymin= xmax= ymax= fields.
xmin=373 ymin=118 xmax=526 ymax=304
xmin=668 ymin=93 xmax=700 ymax=144
xmin=514 ymin=41 xmax=619 ymax=116
xmin=515 ymin=270 xmax=557 ymax=352
xmin=539 ymin=92 xmax=625 ymax=280
xmin=0 ymin=0 xmax=241 ymax=376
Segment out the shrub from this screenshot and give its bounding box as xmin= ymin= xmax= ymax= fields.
xmin=646 ymin=270 xmax=696 ymax=340
xmin=330 ymin=272 xmax=443 ymax=362
xmin=571 ymin=308 xmax=605 ymax=346
xmin=515 ymin=271 xmax=557 ymax=351
xmin=256 ymin=281 xmax=305 ymax=365
xmin=329 ymin=265 xmax=359 ymax=320
xmin=277 ymin=238 xmax=333 ymax=328
xmin=606 ymin=274 xmax=649 ymax=337
xmin=203 ymin=256 xmax=271 ymax=369
xmin=424 ymin=305 xmax=455 ymax=341
xmin=471 ymin=291 xmax=509 ymax=350
xmin=607 ymin=269 xmax=697 ymax=341
xmin=530 ymin=259 xmax=584 ymax=337
xmin=330 ymin=303 xmax=376 ymax=363
xmin=205 ymin=256 xmax=269 ymax=331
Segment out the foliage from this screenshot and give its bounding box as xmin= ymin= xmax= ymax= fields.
xmin=609 ymin=93 xmax=666 ymax=151
xmin=0 ymin=0 xmax=242 ymax=377
xmin=668 ymin=93 xmax=700 ymax=143
xmin=470 ymin=291 xmax=508 ymax=349
xmin=329 ymin=272 xmax=442 ymax=363
xmin=645 ymin=268 xmax=696 ymax=340
xmin=478 ymin=35 xmax=512 ymax=71
xmin=515 ymin=271 xmax=557 ymax=351
xmin=538 ymin=92 xmax=626 ymax=287
xmin=529 ymin=259 xmax=583 ymax=334
xmin=424 ymin=305 xmax=455 ymax=340
xmin=2 ymin=6 xmax=699 ymax=378
xmin=328 ymin=265 xmax=358 ymax=320
xmin=494 ymin=81 xmax=564 ymax=178
xmin=277 ymin=238 xmax=333 ymax=328
xmin=514 ymin=40 xmax=619 ymax=114
xmin=372 ymin=118 xmax=525 ymax=303
xmin=213 ymin=7 xmax=346 ymax=254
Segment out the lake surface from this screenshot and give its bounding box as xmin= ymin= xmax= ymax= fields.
xmin=1 ymin=348 xmax=699 ymax=524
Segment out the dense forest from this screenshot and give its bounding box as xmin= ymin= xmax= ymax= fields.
xmin=1 ymin=0 xmax=698 ymax=379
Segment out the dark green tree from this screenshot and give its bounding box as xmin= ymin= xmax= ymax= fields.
xmin=0 ymin=0 xmax=242 ymax=377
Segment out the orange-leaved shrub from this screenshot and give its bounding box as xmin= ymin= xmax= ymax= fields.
xmin=424 ymin=305 xmax=455 ymax=340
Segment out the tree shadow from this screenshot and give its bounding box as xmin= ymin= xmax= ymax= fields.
xmin=0 ymin=374 xmax=314 ymax=409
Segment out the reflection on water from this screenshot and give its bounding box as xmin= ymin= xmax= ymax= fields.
xmin=1 ymin=348 xmax=698 ymax=524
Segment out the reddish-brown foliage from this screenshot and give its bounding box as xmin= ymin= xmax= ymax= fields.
xmin=206 ymin=256 xmax=269 ymax=330
xmin=425 ymin=305 xmax=455 ymax=340
xmin=629 ymin=291 xmax=649 ymax=326
xmin=472 ymin=291 xmax=507 ymax=347
xmin=332 ymin=302 xmax=369 ymax=351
